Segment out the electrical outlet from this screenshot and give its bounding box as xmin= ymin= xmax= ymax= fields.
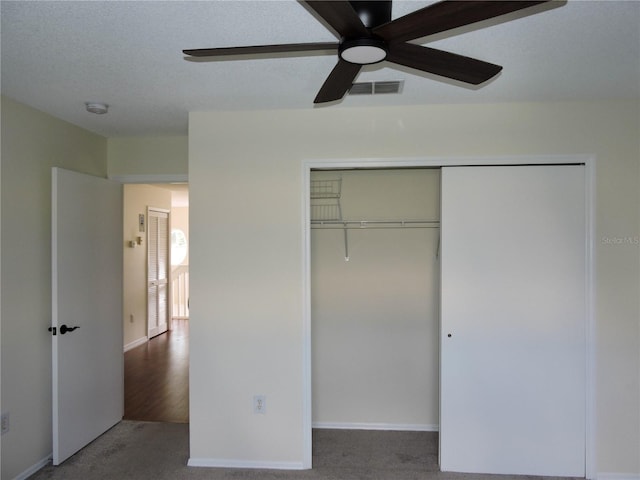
xmin=1 ymin=412 xmax=9 ymax=435
xmin=253 ymin=395 xmax=266 ymax=414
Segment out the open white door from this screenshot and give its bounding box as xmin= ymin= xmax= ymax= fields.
xmin=440 ymin=165 xmax=585 ymax=476
xmin=52 ymin=168 xmax=123 ymax=465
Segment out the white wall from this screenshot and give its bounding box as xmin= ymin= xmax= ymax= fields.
xmin=1 ymin=96 xmax=107 ymax=480
xmin=311 ymin=169 xmax=440 ymax=429
xmin=189 ymin=100 xmax=639 ymax=475
xmin=123 ymin=184 xmax=172 ymax=349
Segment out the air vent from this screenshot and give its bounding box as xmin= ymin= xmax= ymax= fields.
xmin=349 ymin=82 xmax=374 ymax=95
xmin=349 ymin=80 xmax=403 ymax=96
xmin=373 ymin=81 xmax=403 ymax=94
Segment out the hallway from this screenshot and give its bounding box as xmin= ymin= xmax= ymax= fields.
xmin=124 ymin=319 xmax=189 ymax=423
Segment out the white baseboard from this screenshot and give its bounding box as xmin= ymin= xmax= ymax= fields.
xmin=187 ymin=458 xmax=306 ymax=470
xmin=312 ymin=422 xmax=439 ymax=432
xmin=124 ymin=336 xmax=148 ymax=352
xmin=12 ymin=454 xmax=51 ymax=480
xmin=598 ymin=474 xmax=640 ymax=480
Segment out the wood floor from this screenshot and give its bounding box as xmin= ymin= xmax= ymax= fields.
xmin=124 ymin=319 xmax=189 ymax=423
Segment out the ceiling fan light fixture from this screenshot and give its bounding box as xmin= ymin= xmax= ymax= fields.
xmin=339 ymin=38 xmax=388 ymax=65
xmin=85 ymin=102 xmax=108 ymax=115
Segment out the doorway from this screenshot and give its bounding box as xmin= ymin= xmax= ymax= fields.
xmin=122 ymin=183 xmax=190 ymax=423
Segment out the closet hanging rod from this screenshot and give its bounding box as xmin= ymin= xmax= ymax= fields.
xmin=311 ymin=220 xmax=439 ymax=229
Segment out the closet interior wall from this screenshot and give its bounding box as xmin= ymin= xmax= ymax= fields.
xmin=311 ymin=168 xmax=441 ymax=430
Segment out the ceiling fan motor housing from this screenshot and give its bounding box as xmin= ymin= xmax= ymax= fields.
xmin=349 ymin=0 xmax=392 ymax=29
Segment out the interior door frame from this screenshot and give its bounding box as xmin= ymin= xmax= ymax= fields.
xmin=301 ymin=155 xmax=596 ymax=478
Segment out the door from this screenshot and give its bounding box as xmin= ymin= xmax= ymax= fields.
xmin=147 ymin=208 xmax=169 ymax=338
xmin=52 ymin=168 xmax=123 ymax=464
xmin=439 ymin=165 xmax=585 ymax=476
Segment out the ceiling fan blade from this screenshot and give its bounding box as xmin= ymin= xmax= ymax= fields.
xmin=387 ymin=43 xmax=502 ymax=85
xmin=302 ymin=1 xmax=369 ymax=38
xmin=183 ymin=42 xmax=338 ymax=57
xmin=314 ymin=59 xmax=362 ymax=104
xmin=373 ymin=0 xmax=551 ymax=43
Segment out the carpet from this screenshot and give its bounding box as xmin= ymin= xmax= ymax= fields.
xmin=29 ymin=421 xmax=580 ymax=480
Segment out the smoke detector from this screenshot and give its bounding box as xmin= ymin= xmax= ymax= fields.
xmin=85 ymin=102 xmax=108 ymax=115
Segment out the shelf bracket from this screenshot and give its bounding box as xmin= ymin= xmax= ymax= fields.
xmin=343 ymin=224 xmax=349 ymax=261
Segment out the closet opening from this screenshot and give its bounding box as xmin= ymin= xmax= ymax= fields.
xmin=309 ymin=167 xmax=441 ymax=469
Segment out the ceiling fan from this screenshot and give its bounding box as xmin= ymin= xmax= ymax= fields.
xmin=183 ymin=0 xmax=555 ymax=104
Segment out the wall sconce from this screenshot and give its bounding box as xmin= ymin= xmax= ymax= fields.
xmin=128 ymin=236 xmax=143 ymax=248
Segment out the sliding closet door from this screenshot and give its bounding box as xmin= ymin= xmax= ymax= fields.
xmin=440 ymin=165 xmax=585 ymax=476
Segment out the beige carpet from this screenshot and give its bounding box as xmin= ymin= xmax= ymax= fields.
xmin=29 ymin=421 xmax=580 ymax=480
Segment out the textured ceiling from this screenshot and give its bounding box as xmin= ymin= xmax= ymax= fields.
xmin=1 ymin=0 xmax=639 ymax=137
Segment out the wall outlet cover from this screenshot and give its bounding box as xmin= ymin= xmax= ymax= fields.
xmin=1 ymin=412 xmax=9 ymax=435
xmin=253 ymin=395 xmax=266 ymax=414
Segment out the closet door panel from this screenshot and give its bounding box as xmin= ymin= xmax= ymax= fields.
xmin=440 ymin=165 xmax=585 ymax=477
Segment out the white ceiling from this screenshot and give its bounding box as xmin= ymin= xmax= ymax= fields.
xmin=2 ymin=0 xmax=639 ymax=138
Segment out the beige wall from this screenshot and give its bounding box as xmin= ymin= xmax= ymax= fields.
xmin=311 ymin=169 xmax=440 ymax=429
xmin=123 ymin=185 xmax=172 ymax=349
xmin=107 ymin=135 xmax=187 ymax=176
xmin=189 ymin=101 xmax=639 ymax=475
xmin=1 ymin=96 xmax=107 ymax=480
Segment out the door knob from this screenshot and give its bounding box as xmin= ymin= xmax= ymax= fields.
xmin=59 ymin=324 xmax=80 ymax=335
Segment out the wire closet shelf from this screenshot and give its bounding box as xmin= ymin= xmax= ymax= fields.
xmin=309 ymin=178 xmax=440 ymax=260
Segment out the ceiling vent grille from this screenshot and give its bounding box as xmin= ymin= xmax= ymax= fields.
xmin=349 ymin=80 xmax=403 ymax=95
xmin=349 ymin=82 xmax=374 ymax=95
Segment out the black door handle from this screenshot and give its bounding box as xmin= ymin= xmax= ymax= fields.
xmin=59 ymin=324 xmax=80 ymax=335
